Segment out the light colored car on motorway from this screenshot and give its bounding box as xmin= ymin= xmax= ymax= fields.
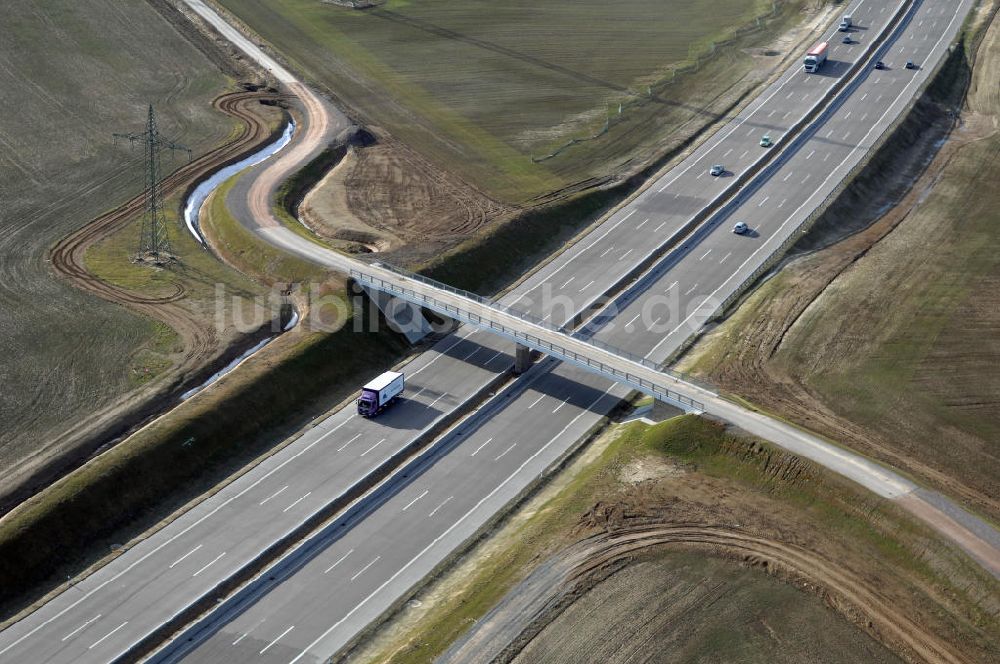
xmin=710 ymin=164 xmax=724 ymax=176
xmin=733 ymin=221 xmax=750 ymax=235
xmin=759 ymin=134 xmax=773 ymax=148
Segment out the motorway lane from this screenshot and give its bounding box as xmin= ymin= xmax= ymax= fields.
xmin=162 ymin=1 xmax=983 ymax=661
xmin=506 ymin=0 xmax=903 ymax=321
xmin=0 ymin=331 xmax=515 ymax=663
xmin=0 ymin=1 xmax=975 ymax=662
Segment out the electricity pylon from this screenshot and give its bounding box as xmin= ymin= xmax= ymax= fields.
xmin=114 ymin=105 xmax=191 ymax=264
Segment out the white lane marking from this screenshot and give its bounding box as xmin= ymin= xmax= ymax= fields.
xmin=88 ymin=622 xmax=127 ymax=650
xmin=746 ymin=128 xmax=755 ymax=137
xmin=351 ymin=556 xmax=381 ymax=581
xmin=767 ymin=109 xmax=776 ymax=117
xmin=427 ymin=393 xmax=447 ymax=408
xmin=470 ymin=437 xmax=494 ymax=457
xmin=654 ymin=221 xmax=667 ymax=232
xmin=625 ymin=312 xmax=642 ymax=328
xmin=739 ymin=150 xmax=748 ymax=159
xmin=684 ymin=283 xmax=698 ymax=295
xmin=0 ymin=387 xmax=361 ymax=656
xmin=527 ymin=395 xmax=545 ymax=409
xmin=192 ymin=552 xmax=225 ymax=577
xmin=724 ymin=148 xmax=733 ymax=157
xmin=786 ymin=91 xmax=794 ymax=99
xmin=360 ymin=438 xmax=386 ymax=457
xmin=168 ymin=544 xmax=203 ymax=569
xmin=823 ymin=152 xmax=831 ymax=162
xmin=719 ymin=252 xmax=732 ymax=264
xmin=824 ymin=128 xmax=834 ymax=138
xmin=511 ymin=210 xmax=634 ymax=298
xmin=801 ymin=174 xmax=812 ymax=184
xmin=599 ymin=246 xmax=613 ymax=258
xmin=636 ymin=218 xmax=649 ymax=229
xmin=463 ymin=347 xmax=480 ymax=361
xmin=323 ymin=549 xmax=354 ymax=574
xmin=283 ymin=492 xmax=312 ymax=513
xmin=844 ymin=111 xmax=852 ymax=120
xmin=757 ymin=196 xmax=770 ymax=207
xmin=289 ymin=384 xmax=620 ymax=664
xmin=699 ymin=249 xmax=713 ymax=261
xmin=402 ymin=490 xmax=429 ymax=512
xmin=429 ymin=496 xmax=453 ymax=517
xmin=782 ymin=171 xmax=793 ymax=182
xmin=579 ymin=279 xmax=596 ymax=291
xmin=494 ymin=443 xmax=517 ymax=461
xmin=783 ymin=111 xmax=791 ymax=119
xmin=861 ymin=92 xmax=868 ymax=101
xmin=62 ymin=615 xmax=101 ymax=642
xmin=232 ymin=631 xmax=250 ymax=646
xmin=337 ymin=433 xmax=362 ymax=452
xmin=259 ymin=625 xmax=294 ymax=655
xmin=552 ymin=400 xmax=567 ymax=413
xmin=259 ymin=486 xmax=288 ymax=506
xmin=842 ymin=131 xmax=852 ymax=141
xmin=560 ymin=276 xmax=575 ymax=289
xmin=665 ymin=281 xmax=678 ymax=292
xmin=646 ymin=4 xmax=966 ymax=361
xmin=806 ymin=149 xmax=816 ymax=159
xmin=777 ymin=198 xmax=787 ymax=208
xmin=696 ymin=170 xmax=706 ymax=179
xmin=802 ymin=93 xmax=809 ymax=101
xmin=618 ymin=249 xmax=633 ymax=261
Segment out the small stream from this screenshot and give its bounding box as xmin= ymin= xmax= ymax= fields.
xmin=179 ymin=119 xmax=298 ymax=401
xmin=183 ymin=119 xmax=296 ymax=245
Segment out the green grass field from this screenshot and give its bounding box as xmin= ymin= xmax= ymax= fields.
xmin=216 ymin=0 xmax=786 ymax=202
xmin=348 ymin=416 xmax=997 ymax=664
xmin=0 ymin=0 xmax=237 ymax=498
xmin=682 ymin=14 xmax=1000 ymax=518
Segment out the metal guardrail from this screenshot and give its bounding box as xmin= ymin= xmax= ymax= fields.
xmin=353 ymin=268 xmax=706 ymax=412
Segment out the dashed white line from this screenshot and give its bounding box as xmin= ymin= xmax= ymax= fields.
xmin=168 ymin=544 xmax=203 ymax=569
xmin=282 ymin=492 xmax=312 ymax=513
xmin=654 ymin=221 xmax=667 ymax=232
xmin=777 ymin=198 xmax=786 ymax=208
xmin=782 ymin=171 xmax=793 ymax=181
xmin=337 ymin=433 xmax=362 ymax=452
xmin=618 ymin=249 xmax=633 ymax=262
xmin=259 ymin=486 xmax=288 ymax=506
xmin=351 ymin=557 xmax=380 ymax=581
xmin=684 ymin=283 xmax=698 ymax=295
xmin=664 ymin=281 xmax=678 ymax=292
xmin=429 ymin=496 xmax=453 ymax=517
xmin=739 ymin=150 xmax=748 ymax=159
xmin=552 ymin=400 xmax=567 ymax=413
xmin=88 ymin=622 xmax=127 ymax=650
xmin=636 ymin=218 xmax=649 ymax=229
xmin=360 ymin=438 xmax=386 ymax=457
xmin=528 ymin=395 xmax=545 ymax=409
xmin=402 ymin=490 xmax=429 ymax=512
xmin=625 ymin=312 xmax=642 ymax=328
xmin=61 ymin=615 xmax=101 ymax=642
xmin=801 ymin=174 xmax=812 ymax=184
xmin=599 ymin=246 xmax=613 ymax=258
xmin=560 ymin=276 xmax=575 ymax=289
xmin=699 ymin=248 xmax=713 ymax=260
xmin=723 ymin=148 xmax=733 ymax=157
xmin=324 ymin=549 xmax=354 ymax=574
xmin=579 ymin=279 xmax=596 ymax=291
xmin=494 ymin=443 xmax=517 ymax=461
xmin=757 ymin=196 xmax=769 ymax=207
xmin=192 ymin=552 xmax=225 ymax=577
xmin=470 ymin=437 xmax=494 ymax=457
xmin=259 ymin=626 xmax=294 ymax=655
xmin=719 ymin=252 xmax=732 ymax=264
xmin=806 ymin=149 xmax=815 ymax=160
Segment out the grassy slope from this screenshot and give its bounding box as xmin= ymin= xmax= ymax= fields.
xmin=683 ymin=12 xmax=1000 ymax=516
xmin=215 ymin=0 xmax=781 ymax=202
xmin=0 ymin=0 xmax=233 ymax=483
xmin=348 ymin=416 xmax=997 ymax=664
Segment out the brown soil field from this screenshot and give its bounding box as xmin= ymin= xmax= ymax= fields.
xmin=0 ymin=0 xmax=253 ymax=507
xmin=345 ymin=417 xmax=998 ymax=664
xmin=679 ymin=4 xmax=1000 ymax=523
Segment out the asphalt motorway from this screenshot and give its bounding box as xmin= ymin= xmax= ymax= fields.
xmin=159 ymin=0 xmax=990 ymax=663
xmin=0 ymin=1 xmax=989 ymax=663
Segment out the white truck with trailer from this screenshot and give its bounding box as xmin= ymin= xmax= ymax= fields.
xmin=357 ymin=371 xmax=404 ymax=417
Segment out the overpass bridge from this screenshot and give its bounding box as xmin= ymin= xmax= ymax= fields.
xmin=351 ymin=262 xmax=709 ymax=413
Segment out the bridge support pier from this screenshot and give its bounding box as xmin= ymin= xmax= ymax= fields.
xmin=513 ymin=343 xmax=532 ymax=375
xmin=359 ymin=285 xmax=432 ymax=344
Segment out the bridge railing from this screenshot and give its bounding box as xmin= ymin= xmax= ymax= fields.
xmin=352 ymin=266 xmax=708 ymax=412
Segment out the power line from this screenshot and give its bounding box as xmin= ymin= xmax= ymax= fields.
xmin=114 ymin=105 xmax=191 ymax=264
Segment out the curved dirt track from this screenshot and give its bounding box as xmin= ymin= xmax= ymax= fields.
xmin=450 ymin=526 xmax=970 ymax=664
xmin=4 ymin=89 xmax=289 ymax=507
